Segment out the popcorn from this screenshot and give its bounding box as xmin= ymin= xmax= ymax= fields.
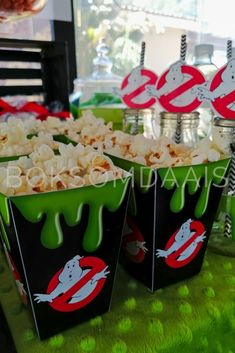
xmin=207 ymin=149 xmax=221 ymax=162
xmin=98 ymin=132 xmax=226 ymax=168
xmin=0 ymin=144 xmax=124 ymax=197
xmin=0 ymin=0 xmax=40 ymax=12
xmin=129 ymin=135 xmax=155 ymax=157
xmin=0 ymin=111 xmax=113 ymax=157
xmin=0 ymin=110 xmax=228 ymax=170
xmin=63 ymin=111 xmax=227 ymax=168
xmin=0 ymin=118 xmax=60 ymax=157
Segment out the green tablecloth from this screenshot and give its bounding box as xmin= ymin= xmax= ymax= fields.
xmin=0 ymin=249 xmax=235 ymax=353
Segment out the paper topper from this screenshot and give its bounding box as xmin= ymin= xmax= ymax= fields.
xmin=120 ymin=66 xmax=158 ymax=109
xmin=195 ymin=58 xmax=235 ymax=119
xmin=146 ymin=60 xmax=206 ymax=113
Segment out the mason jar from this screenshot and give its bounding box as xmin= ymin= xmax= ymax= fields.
xmin=212 ymin=117 xmax=235 ymax=154
xmin=212 ymin=117 xmax=235 ymax=235
xmin=123 ymin=108 xmax=156 ymax=138
xmin=160 ymin=111 xmax=200 ymax=147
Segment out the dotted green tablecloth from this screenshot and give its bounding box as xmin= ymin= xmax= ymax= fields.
xmin=0 ymin=249 xmax=235 ymax=353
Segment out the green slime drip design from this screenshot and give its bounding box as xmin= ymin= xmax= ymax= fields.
xmin=0 ymin=193 xmax=10 ymax=225
xmin=158 ymin=159 xmax=230 ymax=218
xmin=0 ymin=194 xmax=11 ymax=250
xmin=11 ymin=177 xmax=130 ymax=252
xmin=108 ymin=154 xmax=230 ymax=218
xmin=0 ymin=216 xmax=10 ymax=250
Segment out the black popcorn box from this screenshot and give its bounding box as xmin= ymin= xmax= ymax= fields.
xmin=109 ymin=155 xmax=230 ymax=291
xmin=0 ymin=175 xmax=131 ymax=340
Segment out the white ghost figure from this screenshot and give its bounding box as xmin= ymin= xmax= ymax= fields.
xmin=116 ymin=66 xmax=153 ymax=105
xmin=34 ymin=255 xmax=110 ymax=304
xmin=123 ymin=221 xmax=148 ymax=256
xmin=156 ymin=219 xmax=206 ymax=261
xmin=125 ymin=240 xmax=148 ymax=256
xmin=195 ymin=58 xmax=235 ymax=110
xmin=147 ymin=60 xmax=196 ymax=106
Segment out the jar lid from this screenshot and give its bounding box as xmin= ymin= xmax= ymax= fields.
xmin=194 ymin=44 xmax=214 ymax=65
xmin=213 ymin=117 xmax=235 ymax=128
xmin=160 ymin=111 xmax=200 ymax=120
xmin=124 ymin=108 xmax=155 ymax=114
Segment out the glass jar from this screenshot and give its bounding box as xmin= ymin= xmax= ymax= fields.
xmin=212 ymin=117 xmax=235 ymax=235
xmin=123 ymin=108 xmax=156 ymax=137
xmin=160 ymin=111 xmax=200 ymax=147
xmin=73 ymin=38 xmax=122 ymax=106
xmin=0 ymin=0 xmax=46 ymax=22
xmin=212 ymin=117 xmax=235 ymax=155
xmin=209 ymin=117 xmax=235 ymax=253
xmin=193 ymin=44 xmax=217 ymax=138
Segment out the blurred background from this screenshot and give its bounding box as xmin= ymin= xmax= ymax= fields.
xmin=0 ymin=0 xmax=234 ymax=81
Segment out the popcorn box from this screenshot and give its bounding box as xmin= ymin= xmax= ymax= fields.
xmin=108 ymin=155 xmax=230 ymax=291
xmin=0 ymin=176 xmax=131 ymax=340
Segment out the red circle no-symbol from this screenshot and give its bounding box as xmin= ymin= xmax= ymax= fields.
xmin=47 ymin=257 xmax=107 ymax=312
xmin=157 ymin=65 xmax=205 ymax=113
xmin=123 ymin=217 xmax=146 ymax=263
xmin=165 ymin=220 xmax=205 ymax=268
xmin=210 ymin=65 xmax=235 ymax=119
xmin=121 ymin=68 xmax=158 ymax=109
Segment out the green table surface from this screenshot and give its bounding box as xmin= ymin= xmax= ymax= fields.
xmin=0 ymin=248 xmax=235 ymax=353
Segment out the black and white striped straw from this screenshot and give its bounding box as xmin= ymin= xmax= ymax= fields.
xmin=224 ymin=128 xmax=235 ymax=237
xmin=180 ymin=34 xmax=187 ymax=62
xmin=227 ymin=40 xmax=232 ymax=61
xmin=228 ymin=128 xmax=235 ymax=195
xmin=140 ymin=41 xmax=146 ymax=67
xmin=174 ymin=115 xmax=182 ymax=144
xmin=224 ymin=214 xmax=232 ymax=238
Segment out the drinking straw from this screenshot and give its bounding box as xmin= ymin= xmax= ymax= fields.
xmin=180 ymin=34 xmax=187 ymax=62
xmin=227 ymin=39 xmax=232 ymax=60
xmin=228 ymin=133 xmax=235 ymax=240
xmin=224 ymin=214 xmax=232 ymax=238
xmin=140 ymin=41 xmax=146 ymax=67
xmin=174 ymin=115 xmax=182 ymax=144
xmin=173 ymin=35 xmax=187 ymax=144
xmin=224 ymin=139 xmax=235 ymax=237
xmin=224 ymin=41 xmax=234 ymax=237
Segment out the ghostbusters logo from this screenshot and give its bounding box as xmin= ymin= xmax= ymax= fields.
xmin=34 ymin=255 xmax=109 ymax=312
xmin=122 ymin=217 xmax=148 ymax=263
xmin=120 ymin=66 xmax=158 ymax=109
xmin=147 ymin=60 xmax=205 ymax=113
xmin=156 ymin=219 xmax=206 ymax=268
xmin=3 ymin=243 xmax=27 ymax=304
xmin=195 ymin=58 xmax=235 ymax=119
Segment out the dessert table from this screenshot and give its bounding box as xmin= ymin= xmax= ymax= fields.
xmin=0 ymin=245 xmax=235 ymax=353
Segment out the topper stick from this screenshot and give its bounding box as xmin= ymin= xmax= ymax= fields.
xmin=227 ymin=40 xmax=232 ymax=61
xmin=224 ymin=214 xmax=232 ymax=238
xmin=180 ymin=34 xmax=187 ymax=62
xmin=224 ymin=128 xmax=235 ymax=237
xmin=228 ymin=129 xmax=235 ymax=195
xmin=140 ymin=41 xmax=146 ymax=67
xmin=174 ymin=115 xmax=182 ymax=144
